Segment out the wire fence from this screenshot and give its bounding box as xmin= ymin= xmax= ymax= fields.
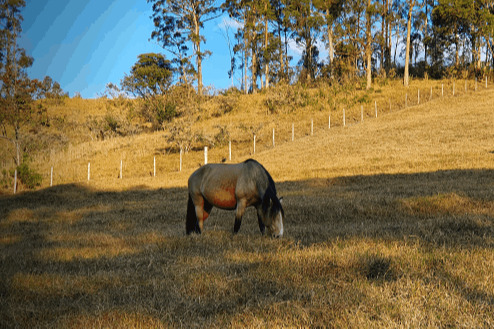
xmin=3 ymin=77 xmax=492 ymax=194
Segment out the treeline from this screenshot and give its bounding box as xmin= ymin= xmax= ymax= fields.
xmin=0 ymin=0 xmax=67 ymax=166
xmin=146 ymin=0 xmax=494 ymax=93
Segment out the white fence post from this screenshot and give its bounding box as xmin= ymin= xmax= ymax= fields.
xmin=272 ymin=128 xmax=275 ymax=147
xmin=204 ymin=147 xmax=208 ymax=165
xmin=253 ymin=135 xmax=256 ymax=154
xmin=328 ymin=115 xmax=331 ymax=129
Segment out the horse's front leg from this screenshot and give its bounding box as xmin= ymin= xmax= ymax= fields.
xmin=256 ymin=206 xmax=266 ymax=235
xmin=234 ymin=199 xmax=247 ymax=234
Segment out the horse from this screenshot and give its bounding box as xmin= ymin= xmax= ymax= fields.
xmin=186 ymin=159 xmax=284 ymax=237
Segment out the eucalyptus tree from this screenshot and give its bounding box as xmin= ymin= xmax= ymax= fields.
xmin=285 ymin=0 xmax=324 ymax=82
xmin=0 ymin=0 xmax=45 ymax=165
xmin=148 ymin=0 xmax=221 ymax=97
xmin=403 ymin=0 xmax=418 ymax=86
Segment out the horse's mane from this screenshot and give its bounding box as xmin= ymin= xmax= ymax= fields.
xmin=244 ymin=159 xmax=282 ymax=214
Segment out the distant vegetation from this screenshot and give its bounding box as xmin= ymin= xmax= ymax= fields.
xmin=1 ymin=0 xmax=493 ymax=189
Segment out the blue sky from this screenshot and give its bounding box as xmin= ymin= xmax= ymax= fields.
xmin=20 ymin=0 xmax=236 ymax=98
xmin=19 ymin=0 xmax=311 ymax=99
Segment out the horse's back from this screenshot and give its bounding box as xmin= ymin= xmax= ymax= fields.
xmin=188 ymin=160 xmax=268 ymax=210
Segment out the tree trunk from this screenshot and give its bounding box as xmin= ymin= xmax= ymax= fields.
xmin=244 ymin=17 xmax=249 ymax=94
xmin=424 ymin=0 xmax=428 ymax=65
xmin=404 ymin=0 xmax=415 ymax=87
xmin=264 ymin=4 xmax=269 ymax=88
xmin=366 ymin=0 xmax=372 ymax=89
xmin=279 ymin=24 xmax=284 ymax=81
xmin=194 ymin=17 xmax=203 ymax=96
xmin=326 ymin=8 xmax=334 ymax=76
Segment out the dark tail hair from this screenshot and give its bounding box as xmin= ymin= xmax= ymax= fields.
xmin=186 ymin=194 xmax=199 ymax=234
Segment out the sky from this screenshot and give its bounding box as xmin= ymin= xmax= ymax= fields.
xmin=20 ymin=0 xmax=307 ymax=99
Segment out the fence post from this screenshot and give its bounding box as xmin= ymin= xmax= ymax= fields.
xmin=204 ymin=147 xmax=208 ymax=165
xmin=14 ymin=169 xmax=17 ymax=194
xmin=272 ymin=128 xmax=275 ymax=147
xmin=254 ymin=135 xmax=256 ymax=154
xmin=50 ymin=167 xmax=53 ymax=187
xmin=328 ymin=115 xmax=331 ymax=129
xmin=229 ymin=141 xmax=231 ymax=161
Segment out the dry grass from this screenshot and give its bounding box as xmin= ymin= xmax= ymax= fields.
xmin=1 ymin=80 xmax=494 ymax=327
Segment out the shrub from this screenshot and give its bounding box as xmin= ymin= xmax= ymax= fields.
xmin=15 ymin=160 xmax=42 ymax=189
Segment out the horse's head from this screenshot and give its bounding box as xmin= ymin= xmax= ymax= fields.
xmin=262 ymin=195 xmax=284 ymax=238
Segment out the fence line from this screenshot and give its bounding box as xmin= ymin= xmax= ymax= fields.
xmin=5 ymin=79 xmax=491 ymax=193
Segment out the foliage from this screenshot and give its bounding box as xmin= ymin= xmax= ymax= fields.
xmin=14 ymin=156 xmax=42 ymax=189
xmin=121 ymin=53 xmax=173 ymax=99
xmin=148 ymin=0 xmax=221 ymax=96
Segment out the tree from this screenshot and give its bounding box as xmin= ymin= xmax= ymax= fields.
xmin=0 ymin=0 xmax=42 ymax=165
xmin=148 ymin=0 xmax=221 ymax=97
xmin=121 ymin=53 xmax=173 ymax=99
xmin=404 ymin=0 xmax=417 ymax=86
xmin=286 ymin=0 xmax=324 ymax=82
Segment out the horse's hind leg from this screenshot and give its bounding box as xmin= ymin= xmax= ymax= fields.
xmin=233 ymin=200 xmax=247 ymax=234
xmin=186 ymin=194 xmax=199 ymax=234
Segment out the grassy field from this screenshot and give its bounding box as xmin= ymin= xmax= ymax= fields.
xmin=1 ymin=80 xmax=494 ymax=327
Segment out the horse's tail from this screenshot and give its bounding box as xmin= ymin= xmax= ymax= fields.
xmin=186 ymin=193 xmax=198 ymax=234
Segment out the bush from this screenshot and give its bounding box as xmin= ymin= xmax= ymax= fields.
xmin=155 ymin=100 xmax=177 ymax=125
xmin=15 ymin=160 xmax=42 ymax=189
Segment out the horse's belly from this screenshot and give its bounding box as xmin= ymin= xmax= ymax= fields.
xmin=208 ymin=187 xmax=237 ymax=210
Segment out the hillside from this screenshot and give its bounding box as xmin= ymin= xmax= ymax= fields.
xmin=2 ymin=78 xmax=491 ymax=192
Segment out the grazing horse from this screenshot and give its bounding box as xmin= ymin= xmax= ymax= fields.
xmin=186 ymin=159 xmax=284 ymax=237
